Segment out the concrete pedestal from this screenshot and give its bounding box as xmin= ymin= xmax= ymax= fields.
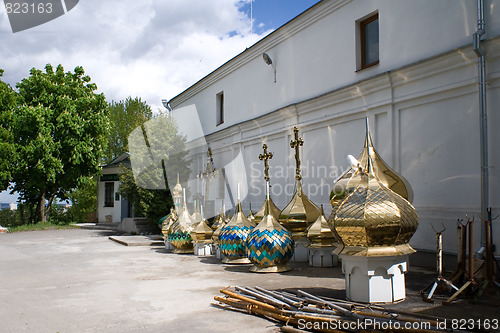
xmin=215 ymin=245 xmax=225 ymax=260
xmin=290 ymin=236 xmax=309 ymax=262
xmin=193 ymin=242 xmax=214 ymax=256
xmin=308 ymin=247 xmax=338 ymax=267
xmin=164 ymin=238 xmax=173 ymax=252
xmin=340 ymin=254 xmax=409 ymax=303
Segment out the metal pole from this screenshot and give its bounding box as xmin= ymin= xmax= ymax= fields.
xmin=473 ymin=0 xmax=489 ymax=255
xmin=468 ymin=218 xmax=475 ymax=282
xmin=437 ymin=232 xmax=443 ymax=276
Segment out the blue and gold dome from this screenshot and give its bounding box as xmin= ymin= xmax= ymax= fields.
xmin=247 ymin=185 xmax=294 ymax=273
xmin=219 ymin=199 xmax=255 ymax=264
xmin=168 ymin=190 xmax=194 ymax=254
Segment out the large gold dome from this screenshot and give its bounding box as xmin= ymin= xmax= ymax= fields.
xmin=279 ymin=180 xmax=320 ymax=235
xmin=330 ymin=129 xmax=413 ymax=208
xmin=330 ymin=160 xmax=418 ymax=257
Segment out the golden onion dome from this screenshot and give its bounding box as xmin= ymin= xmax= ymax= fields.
xmin=211 ymin=204 xmax=226 ymax=231
xmin=191 ymin=215 xmax=213 ymax=243
xmin=172 ymin=174 xmax=183 ymax=199
xmin=307 ymin=205 xmax=339 ymax=248
xmin=212 ymin=218 xmax=227 ymax=245
xmin=330 ymin=159 xmax=418 ymax=257
xmin=161 ymin=208 xmax=178 ymax=238
xmin=247 ymin=205 xmax=255 ymax=225
xmin=191 ymin=201 xmax=202 ymax=227
xmin=279 ymin=180 xmax=321 ymax=235
xmin=330 ymin=128 xmax=413 ymax=208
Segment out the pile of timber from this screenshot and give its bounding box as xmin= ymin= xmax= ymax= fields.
xmin=214 ymin=286 xmax=474 ymax=333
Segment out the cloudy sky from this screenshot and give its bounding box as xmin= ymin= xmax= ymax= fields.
xmin=1 ymin=0 xmax=320 ymax=110
xmin=0 ymin=0 xmax=320 ymax=203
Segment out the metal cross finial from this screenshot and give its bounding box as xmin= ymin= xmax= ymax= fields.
xmin=259 ymin=144 xmax=273 ymax=182
xmin=198 ymin=147 xmax=217 ymax=200
xmin=290 ymin=126 xmax=304 ymax=180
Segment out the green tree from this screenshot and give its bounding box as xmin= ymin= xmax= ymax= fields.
xmin=0 ymin=69 xmax=19 ymax=191
xmin=11 ymin=64 xmax=109 ymax=223
xmin=119 ymin=113 xmax=191 ymax=225
xmin=67 ymin=176 xmax=98 ymax=223
xmin=106 ymin=97 xmax=152 ymax=162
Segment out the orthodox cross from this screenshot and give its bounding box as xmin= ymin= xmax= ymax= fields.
xmin=259 ymin=144 xmax=273 ymax=182
xmin=290 ymin=126 xmax=304 ymax=180
xmin=198 ymin=147 xmax=217 ymax=200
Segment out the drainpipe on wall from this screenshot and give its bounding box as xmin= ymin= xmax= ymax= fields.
xmin=472 ymin=0 xmax=490 ymax=257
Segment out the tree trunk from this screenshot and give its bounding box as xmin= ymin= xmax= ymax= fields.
xmin=37 ymin=192 xmax=46 ymax=223
xmin=45 ymin=194 xmax=55 ymax=222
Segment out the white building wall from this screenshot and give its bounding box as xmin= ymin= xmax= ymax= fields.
xmin=168 ymin=0 xmax=500 ymax=257
xmin=170 ymin=0 xmax=499 ymax=134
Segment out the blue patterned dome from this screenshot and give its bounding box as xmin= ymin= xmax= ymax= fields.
xmin=219 ymin=200 xmax=255 ymax=264
xmin=247 ymin=195 xmax=294 ymax=272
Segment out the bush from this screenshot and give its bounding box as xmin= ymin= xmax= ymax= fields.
xmin=0 ymin=209 xmax=17 ymax=227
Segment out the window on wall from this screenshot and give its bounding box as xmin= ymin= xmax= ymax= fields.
xmin=216 ymin=91 xmax=224 ymax=126
xmin=359 ymin=13 xmax=379 ymax=69
xmin=104 ymin=182 xmax=115 ymax=207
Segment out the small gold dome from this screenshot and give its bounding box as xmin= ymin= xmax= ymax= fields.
xmin=191 ymin=201 xmax=202 ymax=226
xmin=330 ymin=129 xmax=413 ymax=208
xmin=279 ymin=180 xmax=321 ymax=235
xmin=330 ymin=160 xmax=418 ymax=257
xmin=191 ymin=218 xmax=213 ymax=243
xmin=307 ymin=205 xmax=340 ymax=248
xmin=212 ymin=219 xmax=227 ymax=245
xmin=172 ymin=174 xmax=183 ymax=199
xmin=211 ymin=204 xmax=226 ymax=231
xmin=247 ymin=206 xmax=255 ymax=225
xmin=161 ymin=208 xmax=177 ymax=238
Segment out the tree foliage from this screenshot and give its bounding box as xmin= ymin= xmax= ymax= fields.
xmin=119 ymin=113 xmax=191 ymax=225
xmin=0 ymin=69 xmax=19 ymax=191
xmin=67 ymin=176 xmax=98 ymax=223
xmin=106 ymin=97 xmax=152 ymax=163
xmin=11 ymin=64 xmax=109 ymax=223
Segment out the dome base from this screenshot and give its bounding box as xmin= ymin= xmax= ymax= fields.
xmin=290 ymin=235 xmax=309 ymax=262
xmin=308 ymin=247 xmax=338 ymax=267
xmin=163 ymin=239 xmax=173 ymax=252
xmin=222 ymin=256 xmax=251 ymax=264
xmin=173 ymin=247 xmax=194 ymax=254
xmin=194 ymin=242 xmax=214 ymax=256
xmin=341 ymin=253 xmax=409 ymax=303
xmin=249 ymin=263 xmax=291 ymax=273
xmin=214 ymin=245 xmax=225 ymax=260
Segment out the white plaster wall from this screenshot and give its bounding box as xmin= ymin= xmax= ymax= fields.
xmin=171 ymin=0 xmax=498 ymax=136
xmin=168 ymin=0 xmax=500 ymax=256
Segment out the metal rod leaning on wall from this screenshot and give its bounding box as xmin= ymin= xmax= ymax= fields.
xmin=443 ymin=216 xmax=477 ymax=305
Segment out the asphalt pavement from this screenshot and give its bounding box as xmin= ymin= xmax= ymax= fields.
xmin=1 ymin=228 xmax=498 ymax=333
xmin=0 ymin=228 xmax=345 ymax=333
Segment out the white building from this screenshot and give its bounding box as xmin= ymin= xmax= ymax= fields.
xmin=167 ymin=0 xmax=500 ymax=262
xmin=97 ymin=153 xmax=132 ymax=223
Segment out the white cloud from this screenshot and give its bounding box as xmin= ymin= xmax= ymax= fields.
xmin=0 ymin=0 xmax=271 ymax=111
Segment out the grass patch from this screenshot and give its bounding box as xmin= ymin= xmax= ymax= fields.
xmin=8 ymin=222 xmax=79 ymax=233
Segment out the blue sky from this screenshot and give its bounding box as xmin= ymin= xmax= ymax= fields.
xmin=0 ymin=0 xmax=321 ymax=204
xmin=241 ymin=0 xmax=321 ymax=34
